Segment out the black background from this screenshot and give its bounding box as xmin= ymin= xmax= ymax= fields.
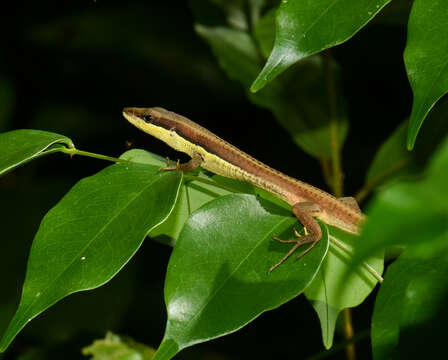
xmin=0 ymin=1 xmax=415 ymax=359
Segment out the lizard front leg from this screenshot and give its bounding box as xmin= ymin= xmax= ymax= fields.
xmin=269 ymin=202 xmax=322 ymax=273
xmin=159 ymin=151 xmax=204 ymax=173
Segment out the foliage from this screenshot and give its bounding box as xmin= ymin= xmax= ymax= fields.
xmin=82 ymin=332 xmax=156 ymax=360
xmin=1 ymin=0 xmax=447 ymax=359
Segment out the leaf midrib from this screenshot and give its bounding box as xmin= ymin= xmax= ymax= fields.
xmin=19 ymin=167 xmax=166 ymax=319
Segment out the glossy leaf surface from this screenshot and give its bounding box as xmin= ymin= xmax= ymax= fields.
xmin=371 ymin=249 xmax=448 ymax=359
xmin=151 ymin=173 xmax=234 ymax=244
xmin=396 ymin=257 xmax=448 ymax=359
xmin=404 ymin=0 xmax=448 ymax=149
xmin=120 ymin=149 xmax=238 ymax=243
xmin=365 ymin=121 xmax=409 ymax=185
xmin=0 ymin=162 xmax=182 ymax=351
xmin=251 ymin=0 xmax=391 ymax=91
xmin=351 ymin=139 xmax=448 ymax=358
xmin=305 ymin=228 xmax=383 ymax=349
xmin=0 ymin=129 xmax=74 ymax=176
xmin=361 ymin=99 xmax=448 ymax=200
xmin=195 ymin=23 xmax=347 ymax=159
xmin=350 ymin=137 xmax=448 ymax=268
xmin=153 ymin=194 xmax=329 ymax=359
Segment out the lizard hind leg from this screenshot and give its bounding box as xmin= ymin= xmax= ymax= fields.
xmin=269 ymin=234 xmax=317 ymax=273
xmin=268 ymin=202 xmax=322 ymax=273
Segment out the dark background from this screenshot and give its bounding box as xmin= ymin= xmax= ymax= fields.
xmin=0 ymin=1 xmax=413 ymax=359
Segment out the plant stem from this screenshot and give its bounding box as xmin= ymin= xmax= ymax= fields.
xmin=320 ymin=157 xmax=333 ymax=190
xmin=355 ymin=159 xmax=409 ymax=203
xmin=343 ymin=309 xmax=356 ymax=360
xmin=306 ymin=329 xmax=370 ymax=360
xmin=324 ymin=49 xmax=354 ymax=360
xmin=59 ymin=147 xmax=127 ymax=163
xmin=329 ymin=235 xmax=384 ymax=360
xmin=323 ymin=50 xmax=343 ymax=197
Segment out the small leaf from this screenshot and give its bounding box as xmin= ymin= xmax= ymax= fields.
xmin=195 ymin=25 xmax=260 ymax=85
xmin=404 ymin=0 xmax=448 ymax=149
xmin=120 ymin=149 xmax=218 ymax=243
xmin=119 ymin=148 xmax=167 ymax=167
xmin=151 ymin=173 xmax=234 ymax=244
xmin=0 ymin=162 xmax=182 ymax=352
xmin=251 ymin=0 xmax=391 ymax=91
xmin=360 ymin=99 xmax=448 ymax=200
xmin=349 ymin=136 xmax=448 ymax=270
xmin=190 ymin=0 xmax=269 ymax=30
xmin=209 ymin=0 xmax=249 ymax=30
xmin=307 ymin=300 xmax=340 ymax=350
xmin=305 ymin=228 xmax=383 ymax=349
xmin=153 ymin=194 xmax=329 ymax=359
xmin=365 ymin=121 xmax=410 ymax=185
xmin=253 ymin=8 xmax=276 ymax=58
xmin=120 ymin=149 xmax=249 ymax=243
xmin=195 ymin=24 xmax=348 ymax=159
xmin=82 ymin=331 xmax=156 ymax=360
xmin=0 ymin=130 xmax=74 ymax=177
xmin=396 ymin=259 xmax=448 ymax=359
xmin=371 ymin=250 xmax=448 ymax=360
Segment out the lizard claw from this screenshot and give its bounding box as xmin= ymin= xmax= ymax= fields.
xmin=293 ymin=228 xmax=302 ymax=238
xmin=159 ymin=157 xmax=180 ymax=172
xmin=269 ymin=228 xmax=317 ymax=273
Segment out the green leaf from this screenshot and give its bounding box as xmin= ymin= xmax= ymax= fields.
xmin=120 ymin=149 xmax=275 ymax=245
xmin=0 ymin=162 xmax=182 ymax=352
xmin=210 ymin=0 xmax=249 ymax=30
xmin=360 ymin=99 xmax=448 ymax=200
xmin=153 ymin=194 xmax=329 ymax=359
xmin=396 ymin=259 xmax=448 ymax=359
xmin=151 ymin=173 xmax=236 ymax=244
xmin=365 ymin=121 xmax=410 ymax=186
xmin=404 ymin=0 xmax=448 ymax=149
xmin=371 ymin=250 xmax=448 ymax=360
xmin=119 ymin=148 xmax=167 ymax=167
xmin=0 ymin=130 xmax=74 ymax=177
xmin=195 ymin=24 xmax=348 ymax=159
xmin=120 ymin=149 xmax=237 ymax=243
xmin=251 ymin=0 xmax=392 ymax=91
xmin=191 ymin=0 xmax=270 ymax=30
xmin=350 ymin=137 xmax=448 ymax=270
xmin=195 ymin=25 xmax=260 ymax=85
xmin=307 ymin=300 xmax=340 ymax=350
xmin=82 ymin=331 xmax=156 ymax=360
xmin=254 ymin=8 xmax=276 ymax=58
xmin=305 ymin=228 xmax=383 ymax=349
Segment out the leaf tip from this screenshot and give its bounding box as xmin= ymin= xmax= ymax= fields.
xmin=250 ymin=68 xmax=270 ymax=92
xmin=0 ymin=333 xmax=13 ymax=353
xmin=249 ymin=83 xmax=260 ymax=93
xmin=406 ymin=120 xmax=418 ymax=150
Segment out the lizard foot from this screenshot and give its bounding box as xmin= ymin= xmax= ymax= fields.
xmin=269 ymin=229 xmax=317 ymax=273
xmin=159 ymin=157 xmax=180 ymax=172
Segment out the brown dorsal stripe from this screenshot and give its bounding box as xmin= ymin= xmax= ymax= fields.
xmin=152 ymin=109 xmax=333 ymax=203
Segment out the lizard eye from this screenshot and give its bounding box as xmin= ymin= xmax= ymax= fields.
xmin=143 ymin=114 xmax=153 ymax=123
